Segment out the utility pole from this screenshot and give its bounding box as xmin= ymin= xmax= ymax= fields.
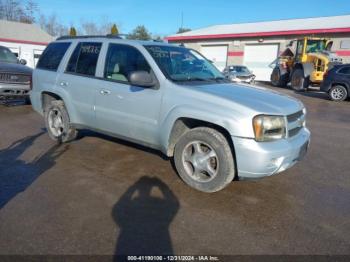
xmin=181 ymin=11 xmax=184 ymax=29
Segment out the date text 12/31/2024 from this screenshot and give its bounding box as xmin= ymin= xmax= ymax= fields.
xmin=127 ymin=256 xmax=220 ymax=261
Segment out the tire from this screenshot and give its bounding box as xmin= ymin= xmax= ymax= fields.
xmin=174 ymin=127 xmax=235 ymax=193
xmin=291 ymin=69 xmax=309 ymax=91
xmin=44 ymin=100 xmax=78 ymax=143
xmin=271 ymin=67 xmax=288 ymax=87
xmin=328 ymin=85 xmax=348 ymax=102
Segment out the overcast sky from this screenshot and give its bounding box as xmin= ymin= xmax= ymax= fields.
xmin=35 ymin=0 xmax=350 ymax=36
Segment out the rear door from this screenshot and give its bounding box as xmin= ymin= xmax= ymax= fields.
xmin=95 ymin=43 xmax=162 ymax=146
xmin=56 ymin=42 xmax=102 ymax=126
xmin=34 ymin=42 xmax=71 ymax=108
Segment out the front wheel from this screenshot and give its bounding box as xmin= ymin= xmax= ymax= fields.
xmin=44 ymin=100 xmax=78 ymax=143
xmin=291 ymin=69 xmax=309 ymax=91
xmin=329 ymin=85 xmax=348 ymax=101
xmin=174 ymin=127 xmax=235 ymax=193
xmin=271 ymin=67 xmax=288 ymax=87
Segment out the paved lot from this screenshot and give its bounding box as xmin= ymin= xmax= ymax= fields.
xmin=0 ymin=84 xmax=349 ymax=255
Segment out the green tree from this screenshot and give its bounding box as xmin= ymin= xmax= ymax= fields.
xmin=69 ymin=26 xmax=77 ymax=36
xmin=177 ymin=27 xmax=191 ymax=34
xmin=127 ymin=25 xmax=151 ymax=40
xmin=111 ymin=23 xmax=119 ymax=35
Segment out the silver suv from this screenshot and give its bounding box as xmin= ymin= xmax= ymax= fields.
xmin=30 ymin=36 xmax=310 ymax=192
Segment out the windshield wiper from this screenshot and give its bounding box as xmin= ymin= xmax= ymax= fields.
xmin=208 ymin=76 xmax=229 ymax=82
xmin=172 ymin=77 xmax=209 ymax=82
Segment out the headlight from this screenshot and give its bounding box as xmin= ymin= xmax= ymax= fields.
xmin=253 ymin=115 xmax=286 ymax=142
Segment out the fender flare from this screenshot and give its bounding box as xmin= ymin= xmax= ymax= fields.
xmin=158 ymin=105 xmax=242 ymax=155
xmin=41 ymin=87 xmax=80 ymax=124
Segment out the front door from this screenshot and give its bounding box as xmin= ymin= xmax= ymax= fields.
xmin=95 ymin=43 xmax=162 ymax=146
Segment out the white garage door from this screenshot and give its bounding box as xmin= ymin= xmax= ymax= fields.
xmin=200 ymin=45 xmax=228 ymax=71
xmin=244 ymin=44 xmax=279 ymax=81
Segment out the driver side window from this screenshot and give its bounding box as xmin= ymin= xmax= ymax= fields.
xmin=104 ymin=44 xmax=151 ymax=84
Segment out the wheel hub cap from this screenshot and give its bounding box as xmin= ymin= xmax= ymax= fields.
xmin=182 ymin=141 xmax=219 ymax=182
xmin=48 ymin=109 xmax=64 ymax=137
xmin=331 ymin=88 xmax=344 ymax=100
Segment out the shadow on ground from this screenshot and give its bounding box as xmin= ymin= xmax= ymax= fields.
xmin=77 ymin=130 xmax=168 ymax=160
xmin=0 ymin=131 xmax=68 ymax=209
xmin=112 ymin=176 xmax=179 ymax=256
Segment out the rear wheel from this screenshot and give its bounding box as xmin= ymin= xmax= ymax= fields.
xmin=291 ymin=69 xmax=309 ymax=91
xmin=44 ymin=100 xmax=78 ymax=143
xmin=329 ymin=85 xmax=348 ymax=101
xmin=271 ymin=67 xmax=288 ymax=87
xmin=174 ymin=127 xmax=235 ymax=193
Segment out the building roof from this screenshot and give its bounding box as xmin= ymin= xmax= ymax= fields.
xmin=166 ymin=15 xmax=350 ymax=41
xmin=0 ymin=20 xmax=54 ymax=45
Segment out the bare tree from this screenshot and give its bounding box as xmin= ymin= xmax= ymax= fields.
xmin=80 ymin=21 xmax=100 ymax=35
xmin=0 ymin=0 xmax=24 ymax=21
xmin=21 ymin=0 xmax=38 ymax=23
xmin=80 ymin=19 xmax=120 ymax=35
xmin=38 ymin=13 xmax=68 ymax=37
xmin=0 ymin=0 xmax=37 ymax=23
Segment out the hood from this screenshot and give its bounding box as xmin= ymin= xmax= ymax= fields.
xmin=0 ymin=62 xmax=32 ymax=75
xmin=186 ymin=83 xmax=303 ymax=115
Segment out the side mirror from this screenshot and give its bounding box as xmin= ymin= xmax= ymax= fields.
xmin=129 ymin=71 xmax=156 ymax=88
xmin=19 ymin=59 xmax=27 ymax=65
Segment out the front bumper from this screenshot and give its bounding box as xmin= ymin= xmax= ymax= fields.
xmin=232 ymin=127 xmax=310 ymax=179
xmin=231 ymin=77 xmax=255 ymax=84
xmin=0 ymin=83 xmax=30 ymax=97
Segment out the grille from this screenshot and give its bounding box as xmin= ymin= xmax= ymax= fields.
xmin=287 ymin=110 xmax=304 ymax=137
xmin=287 ymin=110 xmax=303 ymax=122
xmin=0 ymin=73 xmax=30 ymax=84
xmin=289 ymin=126 xmax=303 ymax=137
xmin=237 ymin=75 xmax=251 ymax=80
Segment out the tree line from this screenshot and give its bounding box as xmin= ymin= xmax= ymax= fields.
xmin=0 ymin=0 xmax=190 ymax=40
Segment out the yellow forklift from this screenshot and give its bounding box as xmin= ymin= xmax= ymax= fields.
xmin=271 ymin=37 xmax=342 ymax=91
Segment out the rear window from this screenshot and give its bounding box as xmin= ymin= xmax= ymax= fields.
xmin=338 ymin=67 xmax=350 ymax=75
xmin=66 ymin=42 xmax=102 ymax=76
xmin=37 ymin=42 xmax=71 ymax=71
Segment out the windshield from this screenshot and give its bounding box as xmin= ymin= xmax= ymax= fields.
xmin=306 ymin=40 xmax=326 ymax=53
xmin=228 ymin=66 xmax=250 ymax=73
xmin=0 ymin=46 xmax=18 ymax=63
xmin=145 ymin=45 xmax=224 ymax=82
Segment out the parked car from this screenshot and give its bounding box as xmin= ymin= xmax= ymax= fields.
xmin=223 ymin=65 xmax=255 ymax=84
xmin=321 ymin=64 xmax=350 ymax=101
xmin=0 ymin=45 xmax=32 ymax=103
xmin=30 ymin=36 xmax=310 ymax=192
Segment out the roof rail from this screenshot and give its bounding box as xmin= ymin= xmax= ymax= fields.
xmin=56 ymin=34 xmax=126 ymax=40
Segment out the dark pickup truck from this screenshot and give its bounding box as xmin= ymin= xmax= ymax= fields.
xmin=0 ymin=45 xmax=32 ymax=103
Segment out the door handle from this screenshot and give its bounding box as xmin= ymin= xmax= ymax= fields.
xmin=60 ymin=81 xmax=68 ymax=87
xmin=100 ymin=89 xmax=111 ymax=95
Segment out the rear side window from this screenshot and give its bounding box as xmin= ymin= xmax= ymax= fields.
xmin=66 ymin=42 xmax=102 ymax=76
xmin=338 ymin=67 xmax=350 ymax=75
xmin=37 ymin=42 xmax=71 ymax=71
xmin=104 ymin=44 xmax=151 ymax=83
